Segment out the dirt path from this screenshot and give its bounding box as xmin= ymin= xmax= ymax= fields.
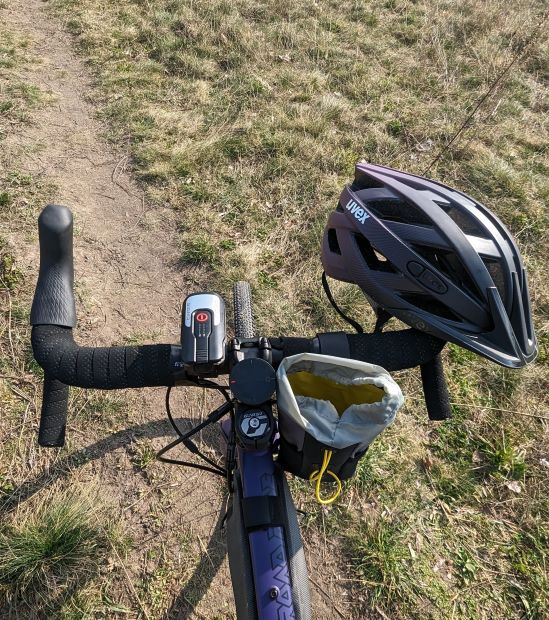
xmin=1 ymin=0 xmax=238 ymax=617
xmin=3 ymin=0 xmax=183 ymax=346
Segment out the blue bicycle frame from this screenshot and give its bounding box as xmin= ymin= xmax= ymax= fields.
xmin=241 ymin=449 xmax=295 ymax=617
xmin=224 ymin=418 xmax=310 ymax=620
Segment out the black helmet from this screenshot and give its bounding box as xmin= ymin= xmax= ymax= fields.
xmin=321 ymin=162 xmax=537 ymax=368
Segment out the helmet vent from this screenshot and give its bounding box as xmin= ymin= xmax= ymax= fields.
xmin=484 ymin=259 xmax=507 ymax=305
xmin=327 ymin=228 xmax=342 ymax=255
xmin=400 ymin=293 xmax=461 ymax=322
xmin=439 ymin=203 xmax=485 ymax=237
xmin=373 ymin=248 xmax=388 ymax=263
xmin=368 ymin=199 xmax=432 ymax=227
xmin=352 ymin=174 xmax=385 ymax=191
xmin=354 ymin=234 xmax=398 ymax=273
xmin=336 ymin=201 xmax=345 ymax=213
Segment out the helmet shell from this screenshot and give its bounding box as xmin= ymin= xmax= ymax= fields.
xmin=322 ymin=162 xmax=537 ymax=368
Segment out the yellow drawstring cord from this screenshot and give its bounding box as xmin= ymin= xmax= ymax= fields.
xmin=309 ymin=449 xmax=342 ymax=505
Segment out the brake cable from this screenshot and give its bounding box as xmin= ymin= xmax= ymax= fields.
xmin=156 ymin=384 xmax=233 ymax=477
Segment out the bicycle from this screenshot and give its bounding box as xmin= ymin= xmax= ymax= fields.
xmin=30 ymin=204 xmax=452 ymax=619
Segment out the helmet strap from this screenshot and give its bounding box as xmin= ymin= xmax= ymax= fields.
xmin=374 ymin=308 xmax=392 ymax=333
xmin=321 ymin=272 xmax=364 ymax=334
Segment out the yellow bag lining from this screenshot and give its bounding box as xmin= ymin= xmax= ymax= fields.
xmin=287 ymin=371 xmax=385 ymax=417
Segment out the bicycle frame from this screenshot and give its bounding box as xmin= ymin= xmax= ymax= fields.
xmin=239 ymin=449 xmax=295 ymax=618
xmin=222 ymin=413 xmax=309 ymax=620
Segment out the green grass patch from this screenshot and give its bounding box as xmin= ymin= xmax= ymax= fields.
xmin=350 ymin=515 xmax=453 ymax=617
xmin=0 ymin=491 xmax=113 ymax=612
xmin=180 ymin=235 xmax=221 ymax=268
xmin=132 ymin=441 xmax=157 ymax=470
xmin=0 ymin=238 xmax=22 ymax=290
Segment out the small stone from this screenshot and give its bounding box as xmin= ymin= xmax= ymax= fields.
xmin=505 ymin=480 xmax=522 ymax=493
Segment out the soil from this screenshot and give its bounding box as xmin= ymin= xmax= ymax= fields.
xmin=1 ymin=0 xmax=356 ymax=617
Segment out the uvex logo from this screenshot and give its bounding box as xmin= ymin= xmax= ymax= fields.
xmin=345 ymin=198 xmax=370 ymax=224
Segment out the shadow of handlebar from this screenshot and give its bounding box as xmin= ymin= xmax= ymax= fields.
xmin=1 ymin=418 xmax=230 ymax=619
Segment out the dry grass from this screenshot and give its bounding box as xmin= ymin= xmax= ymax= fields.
xmin=2 ymin=0 xmax=549 ymax=618
xmin=0 ymin=22 xmax=134 ymax=619
xmin=1 ymin=25 xmax=52 ymax=498
xmin=48 ymin=0 xmax=548 ymax=334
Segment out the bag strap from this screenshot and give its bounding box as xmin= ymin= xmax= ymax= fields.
xmin=241 ymin=495 xmax=285 ymax=530
xmin=309 ymin=449 xmax=342 ymax=505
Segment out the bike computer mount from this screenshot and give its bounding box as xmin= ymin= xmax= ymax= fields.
xmin=230 ymin=357 xmax=276 ymax=449
xmin=181 ymin=292 xmax=226 ymax=375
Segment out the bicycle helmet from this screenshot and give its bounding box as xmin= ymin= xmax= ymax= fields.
xmin=322 ymin=162 xmax=537 ymax=368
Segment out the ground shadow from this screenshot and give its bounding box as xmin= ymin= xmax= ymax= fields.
xmin=165 ymin=508 xmax=228 ymax=620
xmin=1 ymin=417 xmax=229 ymax=618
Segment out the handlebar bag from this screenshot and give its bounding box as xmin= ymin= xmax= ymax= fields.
xmin=276 ymin=353 xmax=404 ymax=482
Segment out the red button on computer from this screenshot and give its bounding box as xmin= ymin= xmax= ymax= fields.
xmin=196 ymin=312 xmax=209 ymax=323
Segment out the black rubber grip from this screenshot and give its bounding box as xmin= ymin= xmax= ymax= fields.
xmin=32 ymin=325 xmax=175 ymax=389
xmin=31 ymin=205 xmax=76 ymax=327
xmin=38 ymin=375 xmax=69 ymax=447
xmin=420 ymin=354 xmax=452 ymax=420
xmin=346 ymin=329 xmax=445 ymax=371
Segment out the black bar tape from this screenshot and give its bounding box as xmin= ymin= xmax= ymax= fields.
xmin=32 ymin=325 xmax=175 ymax=389
xmin=271 ymin=330 xmax=444 ymax=371
xmin=38 ymin=375 xmax=69 ymax=447
xmin=420 ymin=354 xmax=452 ymax=420
xmin=346 ymin=329 xmax=445 ymax=371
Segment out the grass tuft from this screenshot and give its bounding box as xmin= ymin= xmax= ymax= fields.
xmin=0 ymin=492 xmax=111 ymax=607
xmin=351 ymin=515 xmax=452 ymax=616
